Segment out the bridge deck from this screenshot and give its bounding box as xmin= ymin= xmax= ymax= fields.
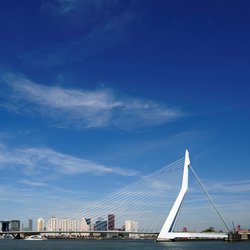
xmin=0 ymin=230 xmax=158 ymax=235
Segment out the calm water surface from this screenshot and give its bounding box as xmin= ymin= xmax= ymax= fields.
xmin=0 ymin=240 xmax=249 ymax=250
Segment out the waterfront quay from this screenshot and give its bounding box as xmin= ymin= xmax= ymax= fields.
xmin=0 ymin=230 xmax=158 ymax=240
xmin=1 ymin=230 xmax=250 ymax=242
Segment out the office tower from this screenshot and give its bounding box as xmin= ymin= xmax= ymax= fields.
xmin=37 ymin=218 xmax=45 ymax=231
xmin=10 ymin=220 xmax=20 ymax=231
xmin=95 ymin=218 xmax=107 ymax=231
xmin=86 ymin=218 xmax=91 ymax=230
xmin=1 ymin=221 xmax=10 ymax=231
xmin=108 ymin=214 xmax=115 ymax=230
xmin=28 ymin=219 xmax=33 ymax=231
xmin=86 ymin=218 xmax=91 ymax=226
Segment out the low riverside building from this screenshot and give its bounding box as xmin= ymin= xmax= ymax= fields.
xmin=125 ymin=220 xmax=139 ymax=239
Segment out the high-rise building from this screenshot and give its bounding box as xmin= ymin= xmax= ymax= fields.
xmin=86 ymin=218 xmax=91 ymax=226
xmin=28 ymin=219 xmax=33 ymax=231
xmin=1 ymin=221 xmax=10 ymax=232
xmin=37 ymin=218 xmax=45 ymax=231
xmin=108 ymin=214 xmax=115 ymax=230
xmin=10 ymin=220 xmax=20 ymax=231
xmin=95 ymin=218 xmax=107 ymax=231
xmin=86 ymin=218 xmax=91 ymax=230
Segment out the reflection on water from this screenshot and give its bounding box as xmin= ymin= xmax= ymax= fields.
xmin=0 ymin=239 xmax=249 ymax=250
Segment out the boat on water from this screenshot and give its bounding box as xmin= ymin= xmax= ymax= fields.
xmin=25 ymin=235 xmax=47 ymax=240
xmin=0 ymin=234 xmax=14 ymax=240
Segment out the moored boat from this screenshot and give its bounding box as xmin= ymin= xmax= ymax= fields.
xmin=25 ymin=235 xmax=47 ymax=240
xmin=0 ymin=234 xmax=14 ymax=240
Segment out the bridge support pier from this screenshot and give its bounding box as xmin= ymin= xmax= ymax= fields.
xmin=228 ymin=232 xmax=241 ymax=242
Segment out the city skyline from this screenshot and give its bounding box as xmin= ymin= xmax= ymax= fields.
xmin=0 ymin=0 xmax=250 ymax=230
xmin=1 ymin=215 xmax=138 ymax=233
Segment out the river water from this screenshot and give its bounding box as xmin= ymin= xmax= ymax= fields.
xmin=0 ymin=239 xmax=249 ymax=250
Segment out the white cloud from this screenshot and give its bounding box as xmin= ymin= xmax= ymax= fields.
xmin=19 ymin=179 xmax=48 ymax=187
xmin=1 ymin=73 xmax=183 ymax=129
xmin=0 ymin=182 xmax=89 ymax=221
xmin=0 ymin=143 xmax=137 ymax=177
xmin=207 ymin=180 xmax=250 ymax=193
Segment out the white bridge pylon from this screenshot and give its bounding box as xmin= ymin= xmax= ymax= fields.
xmin=157 ymin=150 xmax=228 ymax=241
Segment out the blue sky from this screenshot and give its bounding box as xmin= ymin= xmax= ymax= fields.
xmin=0 ymin=0 xmax=250 ymax=230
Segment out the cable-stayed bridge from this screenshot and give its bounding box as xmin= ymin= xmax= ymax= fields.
xmin=59 ymin=150 xmax=229 ymax=240
xmin=1 ymin=150 xmax=231 ymax=241
xmin=65 ymin=155 xmax=186 ymax=233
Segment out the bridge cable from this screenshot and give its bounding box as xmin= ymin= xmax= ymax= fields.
xmin=63 ymin=157 xmax=185 ymax=232
xmin=189 ymin=164 xmax=231 ymax=232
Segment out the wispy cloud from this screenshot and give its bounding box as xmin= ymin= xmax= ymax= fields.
xmin=0 ymin=182 xmax=90 ymax=221
xmin=20 ymin=0 xmax=140 ymax=67
xmin=0 ymin=143 xmax=137 ymax=177
xmin=188 ymin=178 xmax=250 ymax=194
xmin=19 ymin=179 xmax=49 ymax=187
xmin=207 ymin=180 xmax=250 ymax=193
xmin=1 ymin=73 xmax=184 ymax=129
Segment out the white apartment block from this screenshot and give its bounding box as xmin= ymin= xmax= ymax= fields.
xmin=47 ymin=217 xmax=60 ymax=231
xmin=60 ymin=218 xmax=69 ymax=231
xmin=46 ymin=217 xmax=90 ymax=236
